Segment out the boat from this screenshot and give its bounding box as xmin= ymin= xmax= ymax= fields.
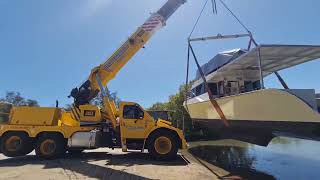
xmin=184 ymin=44 xmax=320 ymax=146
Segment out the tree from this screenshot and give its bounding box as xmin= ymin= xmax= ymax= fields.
xmin=149 ymin=84 xmax=193 ymax=135
xmin=149 ymin=102 xmax=169 ymax=111
xmin=24 ymin=99 xmax=39 ymax=107
xmin=91 ymin=89 xmax=121 ymax=108
xmin=0 ymin=91 xmax=39 ymax=123
xmin=0 ymin=91 xmax=39 ymax=107
xmin=65 ymin=89 xmax=121 ymax=110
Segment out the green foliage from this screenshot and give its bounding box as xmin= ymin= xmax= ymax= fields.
xmin=65 ymin=89 xmax=121 ymax=110
xmin=149 ymin=84 xmax=216 ymax=141
xmin=0 ymin=91 xmax=39 ymax=123
xmin=149 ymin=84 xmax=193 ymax=135
xmin=0 ymin=91 xmax=39 ymax=107
xmin=90 ymin=93 xmax=105 ymax=108
xmin=149 ymin=102 xmax=169 ymax=111
xmin=91 ymin=89 xmax=121 ymax=108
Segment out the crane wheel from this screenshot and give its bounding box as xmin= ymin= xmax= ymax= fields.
xmin=147 ymin=131 xmax=179 ymax=160
xmin=68 ymin=149 xmax=84 ymax=155
xmin=0 ymin=132 xmax=34 ymax=157
xmin=35 ymin=134 xmax=66 ymax=159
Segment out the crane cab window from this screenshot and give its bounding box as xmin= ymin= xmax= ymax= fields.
xmin=123 ymin=105 xmax=144 ymax=119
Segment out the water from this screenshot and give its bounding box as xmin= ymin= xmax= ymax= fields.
xmin=189 ymin=137 xmax=320 ymax=180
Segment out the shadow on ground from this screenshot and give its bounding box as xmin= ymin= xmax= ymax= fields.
xmin=0 ymin=151 xmax=188 ymax=180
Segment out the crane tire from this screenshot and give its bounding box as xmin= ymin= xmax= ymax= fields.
xmin=147 ymin=130 xmax=179 ymax=161
xmin=68 ymin=149 xmax=84 ymax=155
xmin=0 ymin=132 xmax=34 ymax=157
xmin=35 ymin=133 xmax=66 ymax=159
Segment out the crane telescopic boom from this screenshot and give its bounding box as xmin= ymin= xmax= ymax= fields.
xmin=70 ymin=0 xmax=186 ymax=105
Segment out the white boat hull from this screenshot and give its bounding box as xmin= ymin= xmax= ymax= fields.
xmin=185 ymin=89 xmax=320 ymax=145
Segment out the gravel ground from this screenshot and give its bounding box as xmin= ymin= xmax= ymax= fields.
xmin=0 ymin=148 xmax=218 ymax=180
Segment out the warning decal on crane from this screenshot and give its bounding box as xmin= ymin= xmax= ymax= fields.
xmin=142 ymin=13 xmax=164 ymax=34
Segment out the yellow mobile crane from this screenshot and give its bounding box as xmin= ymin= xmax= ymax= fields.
xmin=0 ymin=0 xmax=187 ymax=160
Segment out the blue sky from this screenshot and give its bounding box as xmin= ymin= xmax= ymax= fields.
xmin=0 ymin=0 xmax=319 ymax=108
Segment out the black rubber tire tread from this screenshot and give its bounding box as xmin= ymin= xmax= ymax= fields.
xmin=147 ymin=130 xmax=179 ymax=161
xmin=35 ymin=133 xmax=66 ymax=159
xmin=0 ymin=132 xmax=34 ymax=157
xmin=68 ymin=149 xmax=84 ymax=154
xmin=23 ymin=141 xmax=34 ymax=155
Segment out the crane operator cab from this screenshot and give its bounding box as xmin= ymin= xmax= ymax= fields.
xmin=68 ymin=80 xmax=104 ymax=123
xmin=69 ymin=80 xmax=94 ymax=106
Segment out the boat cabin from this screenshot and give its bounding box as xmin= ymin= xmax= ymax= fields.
xmin=190 ymin=48 xmax=262 ymax=98
xmin=190 ymin=45 xmax=320 ymax=111
xmin=185 ymin=44 xmax=320 ymax=146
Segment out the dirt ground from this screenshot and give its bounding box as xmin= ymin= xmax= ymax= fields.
xmin=0 ymin=148 xmax=219 ymax=180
